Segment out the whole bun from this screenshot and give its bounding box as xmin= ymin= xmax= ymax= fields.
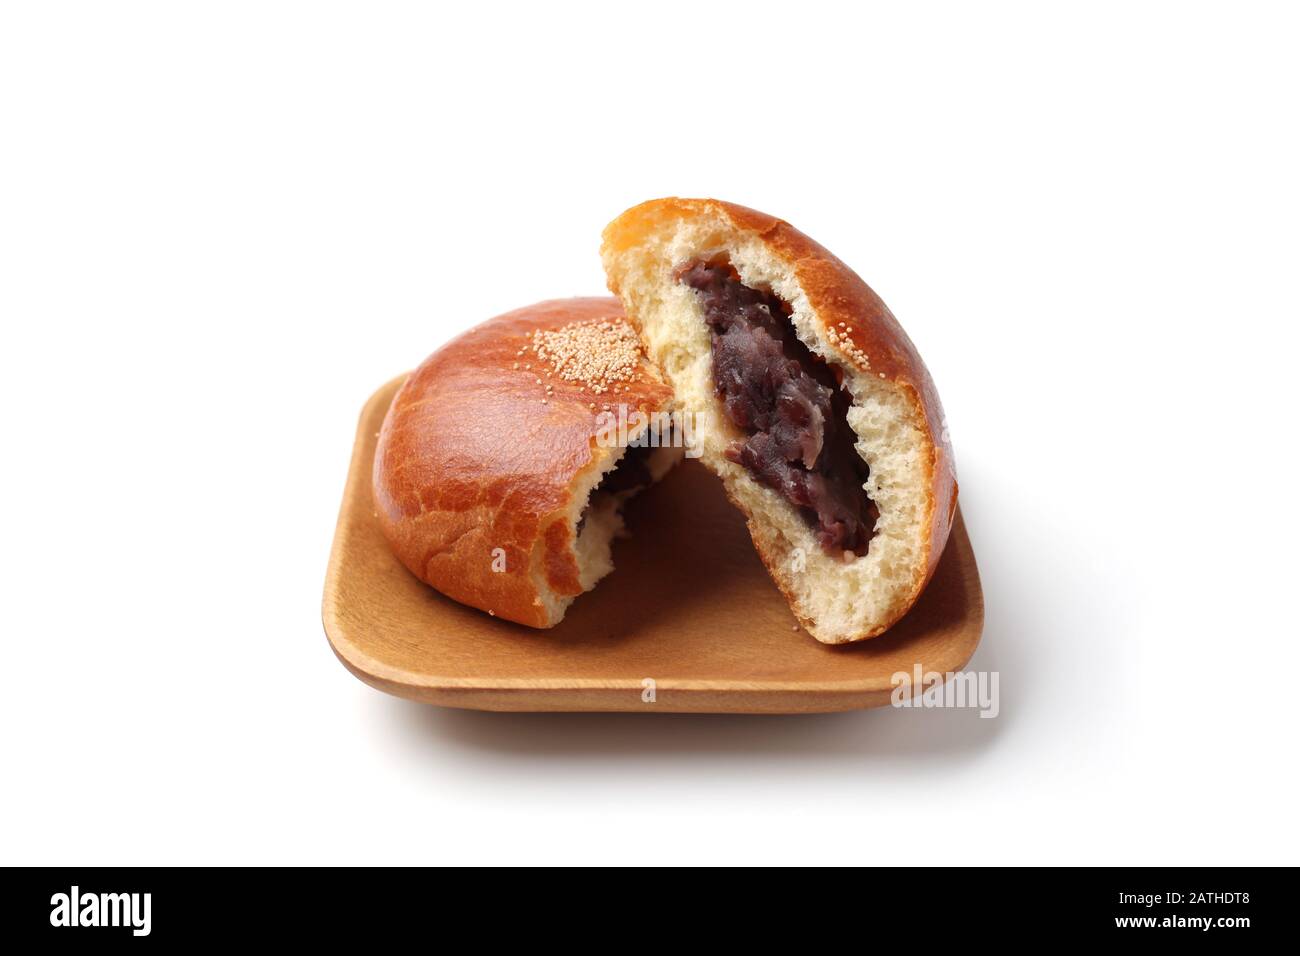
xmin=373 ymin=297 xmax=678 ymax=627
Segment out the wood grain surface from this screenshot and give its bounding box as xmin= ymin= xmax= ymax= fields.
xmin=323 ymin=376 xmax=984 ymax=713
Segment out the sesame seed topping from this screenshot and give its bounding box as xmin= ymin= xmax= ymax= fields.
xmin=528 ymin=319 xmax=643 ymax=393
xmin=825 ymin=321 xmax=870 ymax=367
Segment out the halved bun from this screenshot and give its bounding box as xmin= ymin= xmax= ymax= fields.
xmin=373 ymin=298 xmax=678 ymax=627
xmin=602 ymin=199 xmax=957 ymax=643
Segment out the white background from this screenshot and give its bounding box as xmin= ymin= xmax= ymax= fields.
xmin=2 ymin=1 xmax=1297 ymax=866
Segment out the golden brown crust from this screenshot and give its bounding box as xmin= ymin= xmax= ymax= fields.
xmin=604 ymin=198 xmax=958 ymax=635
xmin=372 ymin=298 xmax=673 ymax=627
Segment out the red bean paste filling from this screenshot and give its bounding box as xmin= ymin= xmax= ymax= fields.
xmin=598 ymin=443 xmax=654 ymax=495
xmin=679 ymin=260 xmax=879 ymax=558
xmin=576 ymin=444 xmax=655 ymax=535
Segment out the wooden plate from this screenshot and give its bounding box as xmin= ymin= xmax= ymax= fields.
xmin=323 ymin=376 xmax=984 ymax=714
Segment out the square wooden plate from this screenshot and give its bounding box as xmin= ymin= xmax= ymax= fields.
xmin=323 ymin=376 xmax=984 ymax=714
